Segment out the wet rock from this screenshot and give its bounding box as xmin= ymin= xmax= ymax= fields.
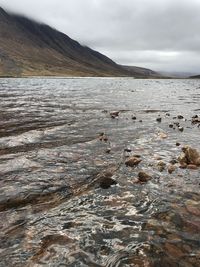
xmin=178 ymin=146 xmax=200 ymax=166
xmin=179 ymin=163 xmax=187 ymax=169
xmin=174 ymin=122 xmax=180 ymax=127
xmin=176 ymin=142 xmax=181 ymax=146
xmin=96 ymin=167 xmax=118 ymax=189
xmin=170 ymin=159 xmax=178 ymax=165
xmin=191 ymin=115 xmax=200 ymax=125
xmin=132 ymin=116 xmax=137 ymax=120
xmin=192 ymin=117 xmax=200 ymax=124
xmin=125 ymin=156 xmax=142 ymax=167
xmin=192 ymin=115 xmax=198 ymax=119
xmin=110 ymin=111 xmax=119 ymax=118
xmin=99 ymin=177 xmax=117 ymax=189
xmin=156 ymin=117 xmax=162 ymax=122
xmin=105 ymin=148 xmax=111 ymax=154
xmin=169 ymin=123 xmax=174 ymax=128
xmin=166 ymin=113 xmax=170 ymax=116
xmin=178 ymin=127 xmax=184 ymax=132
xmin=157 ymin=161 xmax=166 ymax=172
xmin=168 ymin=164 xmax=176 ymax=174
xmin=138 ymin=171 xmax=152 ymax=182
xmin=99 ymin=133 xmax=108 ymax=142
xmin=157 ymin=132 xmax=168 ymax=139
xmin=124 ymin=148 xmax=132 ymax=158
xmin=177 ymin=115 xmax=184 ymax=119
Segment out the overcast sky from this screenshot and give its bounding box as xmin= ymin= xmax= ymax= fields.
xmin=1 ymin=0 xmax=200 ymax=73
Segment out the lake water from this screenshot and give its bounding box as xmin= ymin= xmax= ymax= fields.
xmin=0 ymin=78 xmax=200 ymax=267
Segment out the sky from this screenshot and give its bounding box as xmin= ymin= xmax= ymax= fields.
xmin=1 ymin=0 xmax=200 ymax=74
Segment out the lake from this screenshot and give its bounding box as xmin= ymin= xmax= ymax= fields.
xmin=0 ymin=78 xmax=199 ymax=266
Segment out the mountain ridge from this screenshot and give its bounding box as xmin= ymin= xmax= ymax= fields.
xmin=0 ymin=7 xmax=160 ymax=78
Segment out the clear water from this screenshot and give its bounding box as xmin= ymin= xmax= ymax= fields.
xmin=0 ymin=78 xmax=199 ymax=267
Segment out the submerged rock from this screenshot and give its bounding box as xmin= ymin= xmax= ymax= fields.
xmin=125 ymin=156 xmax=142 ymax=167
xmin=96 ymin=167 xmax=118 ymax=189
xmin=157 ymin=132 xmax=168 ymax=139
xmin=191 ymin=115 xmax=200 ymax=124
xmin=178 ymin=126 xmax=184 ymax=132
xmin=105 ymin=148 xmax=111 ymax=154
xmin=177 ymin=115 xmax=184 ymax=119
xmin=99 ymin=177 xmax=117 ymax=189
xmin=110 ymin=111 xmax=119 ymax=118
xmin=168 ymin=164 xmax=176 ymax=174
xmin=157 ymin=161 xmax=166 ymax=172
xmin=99 ymin=133 xmax=108 ymax=142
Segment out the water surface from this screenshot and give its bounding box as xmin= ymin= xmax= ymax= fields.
xmin=0 ymin=78 xmax=200 ymax=267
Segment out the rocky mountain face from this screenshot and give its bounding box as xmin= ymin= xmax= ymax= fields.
xmin=0 ymin=7 xmax=159 ymax=77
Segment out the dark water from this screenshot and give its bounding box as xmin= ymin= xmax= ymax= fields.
xmin=0 ymin=78 xmax=199 ymax=267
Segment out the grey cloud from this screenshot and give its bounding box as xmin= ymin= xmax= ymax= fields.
xmin=0 ymin=0 xmax=200 ymax=73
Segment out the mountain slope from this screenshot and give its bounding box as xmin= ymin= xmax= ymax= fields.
xmin=0 ymin=7 xmax=158 ymax=77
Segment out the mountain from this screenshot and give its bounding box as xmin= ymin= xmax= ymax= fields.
xmin=0 ymin=7 xmax=158 ymax=78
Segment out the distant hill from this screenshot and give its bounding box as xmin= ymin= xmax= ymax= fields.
xmin=190 ymin=75 xmax=200 ymax=79
xmin=0 ymin=7 xmax=158 ymax=78
xmin=122 ymin=65 xmax=161 ymax=78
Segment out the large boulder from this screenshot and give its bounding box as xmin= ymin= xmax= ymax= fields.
xmin=178 ymin=146 xmax=200 ymax=166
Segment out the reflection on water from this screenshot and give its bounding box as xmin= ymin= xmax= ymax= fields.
xmin=0 ymin=78 xmax=200 ymax=266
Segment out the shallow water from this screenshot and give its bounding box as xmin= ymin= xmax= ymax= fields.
xmin=0 ymin=77 xmax=200 ymax=267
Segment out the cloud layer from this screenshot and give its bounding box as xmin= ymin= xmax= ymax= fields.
xmin=1 ymin=0 xmax=200 ymax=73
